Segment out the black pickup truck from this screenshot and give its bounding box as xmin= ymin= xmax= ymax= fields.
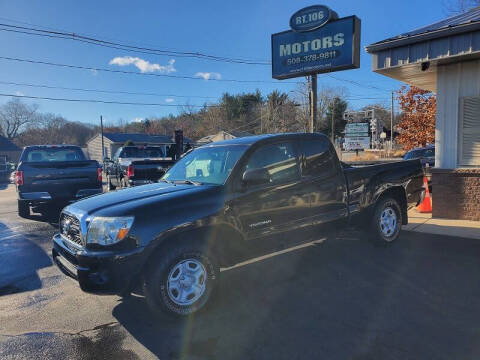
xmin=104 ymin=145 xmax=175 ymax=190
xmin=16 ymin=145 xmax=102 ymax=217
xmin=52 ymin=133 xmax=423 ymax=316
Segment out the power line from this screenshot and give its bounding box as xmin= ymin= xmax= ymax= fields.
xmin=326 ymin=74 xmax=392 ymax=92
xmin=0 ymin=92 xmax=218 ymax=107
xmin=0 ymin=19 xmax=402 ymax=94
xmin=0 ymin=84 xmax=394 ymax=112
xmin=0 ymin=79 xmax=391 ymax=101
xmin=229 ymin=118 xmax=263 ymax=132
xmin=0 ymin=79 xmax=395 ymax=104
xmin=0 ymin=55 xmax=300 ymax=84
xmin=0 ymin=80 xmax=217 ymax=99
xmin=0 ymin=22 xmax=270 ymax=65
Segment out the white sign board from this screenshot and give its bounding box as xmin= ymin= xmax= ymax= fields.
xmin=345 ymin=122 xmax=369 ymax=137
xmin=344 ymin=136 xmax=370 ymax=151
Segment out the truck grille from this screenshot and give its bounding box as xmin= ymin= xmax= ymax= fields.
xmin=60 ymin=213 xmax=83 ymax=247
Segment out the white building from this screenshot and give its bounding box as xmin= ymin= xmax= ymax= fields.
xmin=366 ymin=7 xmax=480 ymax=221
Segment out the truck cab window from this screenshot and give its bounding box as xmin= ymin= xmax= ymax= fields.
xmin=23 ymin=147 xmax=86 ymax=162
xmin=245 ymin=142 xmax=299 ymax=184
xmin=302 ymin=140 xmax=335 ymax=178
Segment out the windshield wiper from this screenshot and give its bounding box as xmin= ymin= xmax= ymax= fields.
xmin=159 ymin=179 xmax=173 ymax=184
xmin=174 ymin=179 xmax=203 ymax=186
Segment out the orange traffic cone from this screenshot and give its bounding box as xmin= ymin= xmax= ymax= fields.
xmin=417 ymin=176 xmax=432 ymax=213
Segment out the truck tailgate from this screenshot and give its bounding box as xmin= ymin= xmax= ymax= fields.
xmin=20 ymin=161 xmax=100 ymax=199
xmin=131 ymin=159 xmax=175 ymax=181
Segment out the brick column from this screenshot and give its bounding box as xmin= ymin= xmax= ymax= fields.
xmin=431 ymin=168 xmax=480 ymax=221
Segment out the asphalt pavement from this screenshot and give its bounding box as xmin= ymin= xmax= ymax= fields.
xmin=1 ymin=184 xmax=480 ymax=359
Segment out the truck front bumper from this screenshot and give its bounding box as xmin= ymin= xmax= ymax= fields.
xmin=52 ymin=233 xmax=145 ymax=295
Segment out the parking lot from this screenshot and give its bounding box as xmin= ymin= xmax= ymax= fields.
xmin=1 ymin=183 xmax=480 ymax=359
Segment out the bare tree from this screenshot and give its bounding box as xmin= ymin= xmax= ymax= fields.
xmin=290 ymin=82 xmax=310 ymax=132
xmin=0 ymin=98 xmax=38 ymax=139
xmin=287 ymin=82 xmax=349 ymax=133
xmin=15 ymin=114 xmax=96 ymax=147
xmin=316 ymin=85 xmax=348 ymax=132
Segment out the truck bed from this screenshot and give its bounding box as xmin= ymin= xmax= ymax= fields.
xmin=342 ymin=159 xmax=424 ymax=216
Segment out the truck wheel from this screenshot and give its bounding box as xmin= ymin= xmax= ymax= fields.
xmin=18 ymin=200 xmax=29 ymax=218
xmin=371 ymin=197 xmax=402 ymax=245
xmin=144 ymin=242 xmax=219 ymax=317
xmin=107 ymin=176 xmax=116 ymax=191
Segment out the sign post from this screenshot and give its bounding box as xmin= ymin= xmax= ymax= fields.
xmin=311 ymin=74 xmax=317 ymax=133
xmin=272 ymin=5 xmax=360 ymax=133
xmin=100 ymin=115 xmax=105 ymax=161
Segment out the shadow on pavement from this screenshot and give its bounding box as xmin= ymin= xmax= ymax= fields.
xmin=113 ymin=231 xmax=480 ymax=360
xmin=0 ymin=221 xmax=52 ymax=295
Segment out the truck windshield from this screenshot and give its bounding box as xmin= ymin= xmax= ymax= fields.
xmin=22 ymin=147 xmax=86 ymax=162
xmin=163 ymin=145 xmax=247 ymax=185
xmin=120 ymin=147 xmax=164 ymax=158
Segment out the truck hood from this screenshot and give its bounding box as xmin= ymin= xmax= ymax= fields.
xmin=64 ymin=182 xmax=217 ymax=217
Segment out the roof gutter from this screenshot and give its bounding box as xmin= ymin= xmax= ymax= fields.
xmin=366 ymin=21 xmax=480 ymax=53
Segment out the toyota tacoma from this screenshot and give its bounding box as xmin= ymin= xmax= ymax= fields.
xmin=52 ymin=133 xmax=424 ymax=316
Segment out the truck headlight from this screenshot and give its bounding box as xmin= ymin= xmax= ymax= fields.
xmin=86 ymin=217 xmax=134 ymax=245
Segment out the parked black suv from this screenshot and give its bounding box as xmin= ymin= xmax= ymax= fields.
xmin=52 ymin=133 xmax=423 ymax=316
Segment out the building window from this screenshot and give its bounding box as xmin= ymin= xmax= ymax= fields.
xmin=459 ymin=97 xmax=480 ymax=166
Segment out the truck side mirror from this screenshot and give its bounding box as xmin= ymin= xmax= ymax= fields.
xmin=242 ymin=168 xmax=271 ymax=186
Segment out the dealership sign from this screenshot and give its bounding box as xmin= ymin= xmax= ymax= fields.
xmin=272 ymin=6 xmax=360 ymax=80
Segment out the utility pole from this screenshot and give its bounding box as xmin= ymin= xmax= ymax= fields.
xmin=260 ymin=106 xmax=263 ymax=133
xmin=310 ymin=74 xmax=317 ymax=133
xmin=100 ymin=115 xmax=105 ymax=160
xmin=330 ymin=98 xmax=335 ymax=143
xmin=390 ymin=91 xmax=394 ymax=151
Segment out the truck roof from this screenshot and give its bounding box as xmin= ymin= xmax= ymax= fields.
xmin=204 ymin=132 xmax=330 ymax=146
xmin=23 ymin=145 xmax=80 ymax=149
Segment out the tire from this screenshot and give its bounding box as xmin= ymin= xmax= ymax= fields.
xmin=107 ymin=175 xmax=116 ymax=191
xmin=370 ymin=197 xmax=402 ymax=246
xmin=18 ymin=200 xmax=29 ymax=218
xmin=144 ymin=242 xmax=219 ymax=317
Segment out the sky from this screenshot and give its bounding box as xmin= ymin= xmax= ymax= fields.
xmin=0 ymin=0 xmax=453 ymax=126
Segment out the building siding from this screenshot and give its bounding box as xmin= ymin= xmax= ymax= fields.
xmin=87 ymin=134 xmax=112 ymax=163
xmin=0 ymin=150 xmax=21 ymax=163
xmin=372 ymin=30 xmax=480 ymax=71
xmin=87 ymin=134 xmax=173 ymax=163
xmin=436 ymin=60 xmax=480 ymax=168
